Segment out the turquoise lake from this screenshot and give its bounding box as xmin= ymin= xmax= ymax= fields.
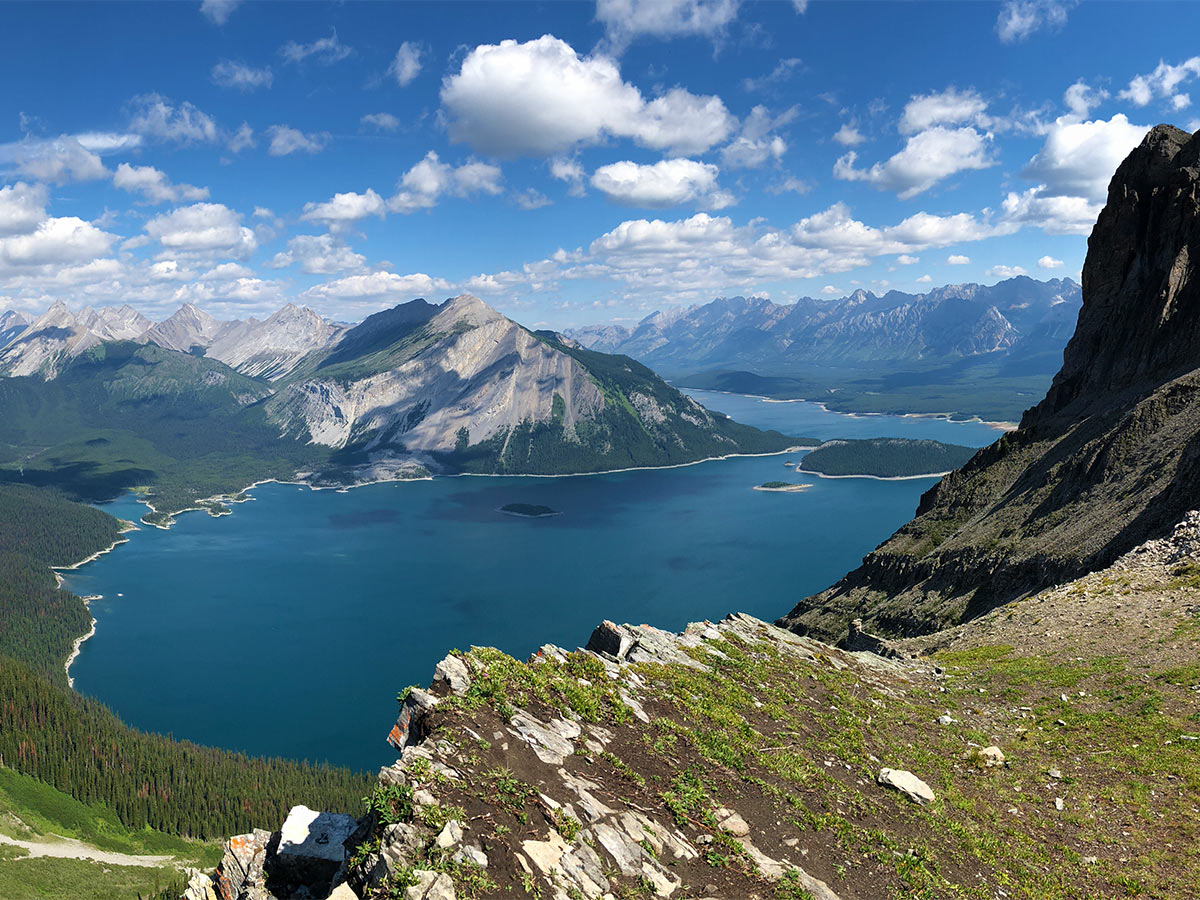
xmin=64 ymin=392 xmax=1003 ymax=772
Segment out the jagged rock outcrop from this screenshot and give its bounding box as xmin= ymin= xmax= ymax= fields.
xmin=779 ymin=124 xmax=1200 ymax=642
xmin=206 ymin=304 xmax=346 ymax=381
xmin=0 ymin=300 xmax=343 ymax=381
xmin=201 ymin=613 xmax=908 ymax=900
xmin=143 ymin=303 xmax=226 ymax=353
xmin=0 ymin=309 xmax=29 ymax=346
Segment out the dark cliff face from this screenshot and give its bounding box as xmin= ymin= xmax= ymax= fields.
xmin=779 ymin=125 xmax=1200 ymax=644
xmin=1031 ymin=124 xmax=1200 ymax=427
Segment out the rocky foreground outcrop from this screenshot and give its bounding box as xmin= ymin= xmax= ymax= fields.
xmin=183 ymin=526 xmax=1200 ymax=899
xmin=780 ymin=124 xmax=1200 ymax=642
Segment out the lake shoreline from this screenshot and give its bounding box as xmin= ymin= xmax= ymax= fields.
xmin=802 ymin=469 xmax=951 ymax=481
xmin=128 ymin=445 xmax=816 ymax=531
xmin=64 ymin=599 xmax=99 ymax=689
xmin=682 ymin=387 xmax=1017 ymax=432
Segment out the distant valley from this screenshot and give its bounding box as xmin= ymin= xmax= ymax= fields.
xmin=568 ymin=276 xmax=1081 ymax=422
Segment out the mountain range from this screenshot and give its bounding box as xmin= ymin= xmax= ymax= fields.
xmin=0 ymin=295 xmax=793 ymax=516
xmin=568 ymin=277 xmax=1082 ymax=421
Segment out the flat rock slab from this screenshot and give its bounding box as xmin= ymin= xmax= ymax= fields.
xmin=279 ymin=805 xmax=358 ymax=864
xmin=878 ymin=768 xmax=935 ymax=805
xmin=274 ymin=805 xmax=358 ymax=893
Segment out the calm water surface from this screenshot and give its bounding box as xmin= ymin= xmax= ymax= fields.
xmin=65 ymin=393 xmax=1001 ymax=771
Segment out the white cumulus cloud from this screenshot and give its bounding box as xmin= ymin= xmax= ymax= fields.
xmin=128 ymin=94 xmax=219 ymax=144
xmin=299 ymin=189 xmax=386 ymax=228
xmin=388 ymin=42 xmax=423 ymax=86
xmin=721 ymin=105 xmax=788 ymax=169
xmin=986 ymin=264 xmax=1028 ymax=278
xmin=0 ymin=182 xmax=47 ymax=235
xmin=270 ymin=234 xmax=367 ymax=274
xmin=440 ymin=35 xmax=735 ymax=157
xmin=301 ymin=271 xmax=450 ymax=303
xmin=833 ymin=124 xmax=864 ymax=146
xmin=113 ymin=163 xmax=209 ymax=205
xmin=834 ymin=126 xmax=994 ymax=199
xmin=211 ymin=60 xmax=273 ymax=91
xmin=1119 ymin=57 xmax=1200 ymax=110
xmin=996 ymin=0 xmax=1074 ymax=43
xmin=0 ymin=216 xmax=116 ymax=268
xmin=1037 ymin=255 xmax=1064 ymax=268
xmin=0 ymin=136 xmax=108 ymax=184
xmin=1002 ymin=187 xmax=1100 ymax=235
xmin=266 ymin=125 xmax=330 ymax=156
xmin=361 ymin=113 xmax=401 ymax=131
xmin=595 ymin=0 xmax=740 ymax=53
xmin=900 ymin=87 xmax=990 ymax=134
xmin=144 ymin=202 xmax=257 ymax=258
xmin=1063 ymin=80 xmax=1108 ymax=119
xmin=388 ymin=152 xmax=503 ymax=213
xmin=590 ymin=159 xmax=725 ymax=208
xmin=1022 ymin=113 xmax=1149 ymax=202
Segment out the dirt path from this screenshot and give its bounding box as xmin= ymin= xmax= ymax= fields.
xmin=0 ymin=831 xmax=174 ymax=868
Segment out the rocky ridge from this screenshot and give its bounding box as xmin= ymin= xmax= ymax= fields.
xmin=780 ymin=124 xmax=1200 ymax=643
xmin=0 ymin=299 xmax=345 ymax=381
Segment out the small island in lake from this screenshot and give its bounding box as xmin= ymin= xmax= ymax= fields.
xmin=799 ymin=437 xmax=978 ymax=478
xmin=753 ymin=481 xmax=811 ymax=492
xmin=500 ymin=503 xmax=561 ymax=518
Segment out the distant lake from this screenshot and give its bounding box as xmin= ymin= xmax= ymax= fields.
xmin=64 ymin=393 xmax=1002 ymax=771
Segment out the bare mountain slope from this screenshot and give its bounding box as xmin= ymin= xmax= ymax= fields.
xmin=266 ymin=294 xmax=792 ymax=474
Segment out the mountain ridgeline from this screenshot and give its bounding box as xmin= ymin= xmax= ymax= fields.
xmin=0 ymin=295 xmax=793 ymax=514
xmin=569 ymin=277 xmax=1081 ymax=420
xmin=780 ymin=124 xmax=1200 ymax=642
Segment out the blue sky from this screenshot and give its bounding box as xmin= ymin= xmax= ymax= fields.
xmin=0 ymin=0 xmax=1197 ymax=329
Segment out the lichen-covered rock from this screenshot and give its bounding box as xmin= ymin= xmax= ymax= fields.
xmin=181 ymin=870 xmax=218 ymax=900
xmin=387 ymin=688 xmax=439 ymax=752
xmin=213 ymin=829 xmax=274 ymax=900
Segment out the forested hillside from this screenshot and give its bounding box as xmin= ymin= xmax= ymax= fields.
xmin=799 ymin=438 xmax=979 ymax=478
xmin=0 ymin=656 xmax=370 ymax=838
xmin=0 ymin=484 xmax=372 ymax=842
xmin=0 ymin=486 xmax=121 ymax=681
